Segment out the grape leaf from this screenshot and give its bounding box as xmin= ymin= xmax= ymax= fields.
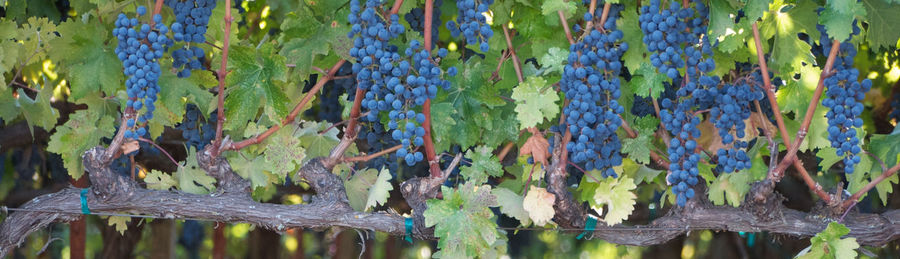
xmin=365 ymin=167 xmax=393 ymax=211
xmin=0 ymin=20 xmax=19 ymax=87
xmin=630 ymin=63 xmax=668 ymax=99
xmin=295 ymin=121 xmax=345 ymax=163
xmin=424 ymin=183 xmax=501 ymax=258
xmin=619 ymin=0 xmax=646 ymax=73
xmin=512 ymin=76 xmax=559 ymax=129
xmin=618 ymin=158 xmax=663 ymax=185
xmin=819 ymin=0 xmax=867 ymax=42
xmin=538 ymin=47 xmax=568 ymax=75
xmin=264 ymin=124 xmax=307 ymax=179
xmin=106 ymin=216 xmax=131 ymax=235
xmin=460 ymin=145 xmax=504 ymax=185
xmin=492 ymin=187 xmax=532 ymax=226
xmin=758 ymin=0 xmax=818 ymax=73
xmin=742 ymin=0 xmax=770 ymax=23
xmin=590 ymin=175 xmax=637 ymax=226
xmin=17 ymin=87 xmax=58 ymax=133
xmin=862 ymin=0 xmax=900 ymax=50
xmin=797 ymin=222 xmax=859 ymax=259
xmin=223 ymin=44 xmax=289 ymax=131
xmin=708 ymin=0 xmax=738 ymax=42
xmin=46 ymin=102 xmax=116 ymax=179
xmin=226 ymin=151 xmax=278 ymax=189
xmin=519 ymin=128 xmax=551 ymax=167
xmin=176 ymin=147 xmax=217 ymax=194
xmin=621 ymin=135 xmax=652 ymax=164
xmin=523 ymin=186 xmax=555 ymax=226
xmin=46 ymin=20 xmax=122 ymax=101
xmin=541 ymin=0 xmax=577 ymax=18
xmin=707 ymin=170 xmax=752 ymax=207
xmin=344 ymin=168 xmax=378 ymax=211
xmin=864 ymin=133 xmax=900 ymax=205
xmin=144 ymin=170 xmax=176 ymax=191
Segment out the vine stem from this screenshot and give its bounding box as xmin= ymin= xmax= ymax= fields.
xmin=558 ymin=10 xmax=574 ymax=45
xmin=148 ymin=0 xmax=164 ymax=28
xmin=211 ymin=0 xmax=233 ymax=157
xmin=420 ymin=0 xmax=443 ymax=177
xmin=502 ymin=25 xmax=524 ymax=83
xmin=582 ymin=0 xmax=598 ymax=33
xmin=844 ymin=163 xmax=900 ymax=209
xmin=751 ymin=22 xmax=832 ymax=202
xmin=769 ymin=37 xmax=841 ymax=205
xmin=225 ymin=60 xmax=347 ymax=152
xmin=342 ymin=145 xmax=403 ymax=163
xmin=137 ymin=137 xmax=180 ymax=168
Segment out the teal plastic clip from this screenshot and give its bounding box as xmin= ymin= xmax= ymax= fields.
xmin=404 ymin=217 xmax=413 ymax=243
xmin=576 ymin=216 xmax=597 ymax=240
xmin=80 ymin=188 xmax=91 ymax=215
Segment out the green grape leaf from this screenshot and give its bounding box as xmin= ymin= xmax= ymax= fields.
xmin=226 ymin=151 xmax=278 ymax=189
xmin=107 ymin=216 xmax=131 ymax=235
xmin=424 ymin=183 xmax=500 ymax=258
xmin=46 ymin=102 xmax=116 ymax=179
xmin=630 ymin=63 xmax=668 ymax=99
xmin=295 ymin=121 xmax=345 ymax=162
xmin=460 ymin=145 xmax=504 ymax=185
xmin=797 ymin=222 xmax=859 ymax=259
xmin=176 ymin=147 xmax=217 ymax=194
xmin=864 ymin=133 xmax=900 ymax=205
xmin=47 ymin=20 xmax=122 ymax=101
xmin=144 ymin=170 xmax=176 ymax=191
xmin=621 ymin=135 xmax=652 ymax=165
xmin=365 ymin=167 xmax=393 ymax=211
xmin=759 ymin=0 xmax=818 ymax=73
xmin=862 ymin=0 xmax=900 ymax=50
xmin=538 ymin=47 xmax=568 ymax=75
xmin=708 ymin=0 xmax=738 ymax=42
xmin=207 ymin=2 xmax=241 ymax=49
xmin=511 ymin=76 xmax=559 ymax=129
xmin=223 ymin=44 xmax=288 ymax=131
xmin=0 ymin=20 xmax=19 ymax=87
xmin=17 ymin=17 xmax=57 ymax=64
xmin=279 ymin=17 xmax=349 ymax=80
xmin=157 ymin=69 xmax=216 ymax=121
xmin=541 ymin=0 xmax=577 ymax=18
xmin=492 ymin=187 xmax=532 ymax=226
xmin=619 ymin=0 xmax=646 ymax=73
xmin=742 ymin=0 xmax=769 ymax=22
xmin=17 ymin=87 xmax=59 ymax=134
xmin=707 ymin=170 xmax=752 ymax=207
xmin=819 ymin=0 xmax=867 ymax=42
xmin=344 ymin=168 xmax=378 ymax=211
xmin=264 ymin=124 xmax=307 ymax=179
xmin=618 ymin=158 xmax=664 ymax=184
xmin=589 ymin=175 xmax=637 ymax=226
xmin=523 ymin=186 xmax=556 ymax=226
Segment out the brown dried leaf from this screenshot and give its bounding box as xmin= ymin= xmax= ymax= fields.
xmin=519 ymin=128 xmax=550 ymax=166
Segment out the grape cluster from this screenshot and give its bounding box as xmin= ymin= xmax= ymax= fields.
xmin=166 ymin=0 xmax=217 ymax=77
xmin=404 ymin=0 xmax=442 ymax=49
xmin=818 ymin=24 xmax=871 ymax=174
xmin=311 ymin=62 xmax=353 ymax=123
xmin=446 ymin=0 xmax=494 ymax=52
xmin=709 ymin=81 xmax=763 ymax=173
xmin=349 ymin=0 xmax=455 ymax=166
xmin=176 ymin=104 xmax=217 ymax=150
xmin=560 ymin=4 xmax=627 ymax=178
xmin=641 ymin=0 xmax=714 ymax=206
xmin=113 ymin=6 xmax=169 ymax=140
xmin=359 ymin=121 xmax=401 ymax=173
xmin=631 ymin=82 xmax=676 ymax=117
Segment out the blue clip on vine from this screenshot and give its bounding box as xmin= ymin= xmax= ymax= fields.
xmin=404 ymin=217 xmax=413 ymax=243
xmin=80 ymin=188 xmax=91 ymax=215
xmin=576 ymin=215 xmax=598 ymax=240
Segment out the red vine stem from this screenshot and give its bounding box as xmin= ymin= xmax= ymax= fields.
xmin=558 ymin=10 xmax=575 ymax=45
xmin=583 ymin=0 xmax=598 ymax=33
xmin=844 ymin=163 xmax=900 ymax=209
xmin=149 ymin=0 xmax=165 ymax=28
xmin=420 ymin=0 xmax=443 ymax=177
xmin=389 ymin=0 xmax=404 ymax=15
xmin=342 ymin=145 xmax=403 ymax=163
xmin=502 ymin=25 xmax=524 ymax=83
xmin=751 ymin=22 xmax=834 ymax=202
xmin=211 ymin=0 xmax=233 ymax=157
xmin=224 ymin=60 xmax=347 ymax=152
